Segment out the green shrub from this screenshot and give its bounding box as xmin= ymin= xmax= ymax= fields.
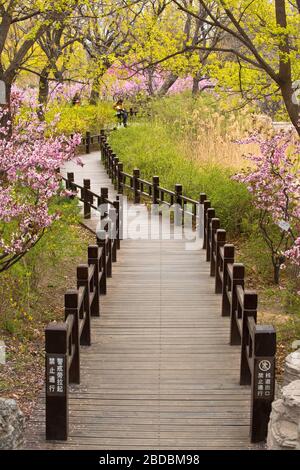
xmin=46 ymin=102 xmax=115 ymax=134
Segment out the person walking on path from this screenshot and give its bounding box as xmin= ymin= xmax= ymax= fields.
xmin=114 ymin=99 xmax=128 ymax=127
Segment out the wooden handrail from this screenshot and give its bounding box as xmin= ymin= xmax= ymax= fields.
xmin=100 ymin=134 xmax=200 ymax=215
xmin=63 ymin=174 xmax=115 ymax=206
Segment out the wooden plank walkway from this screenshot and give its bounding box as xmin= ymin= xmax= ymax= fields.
xmin=25 ymin=151 xmax=254 ymax=450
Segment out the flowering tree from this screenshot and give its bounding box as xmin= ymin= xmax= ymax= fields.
xmin=49 ymin=83 xmax=90 ymax=104
xmin=0 ymin=90 xmax=81 ymax=273
xmin=11 ymin=83 xmax=91 ymax=110
xmin=100 ymin=65 xmax=213 ymax=99
xmin=233 ymin=129 xmax=300 ymax=284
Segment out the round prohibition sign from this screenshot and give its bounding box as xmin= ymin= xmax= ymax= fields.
xmin=258 ymin=360 xmax=271 ymax=372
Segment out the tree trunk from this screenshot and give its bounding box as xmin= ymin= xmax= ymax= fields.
xmin=37 ymin=67 xmax=50 ymax=120
xmin=273 ymin=261 xmax=281 ymax=284
xmin=272 ymin=254 xmax=286 ymax=284
xmin=192 ymin=77 xmax=200 ymax=96
xmin=90 ymin=77 xmax=100 ymax=105
xmin=0 ymin=78 xmax=12 ymax=137
xmin=146 ymin=69 xmax=155 ymax=96
xmin=192 ymin=76 xmax=214 ymax=96
xmin=280 ymin=81 xmax=300 ymax=136
xmin=275 ymin=0 xmax=300 ymax=136
xmin=157 ymin=74 xmax=178 ymax=97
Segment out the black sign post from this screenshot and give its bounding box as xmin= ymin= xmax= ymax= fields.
xmin=45 ymin=323 xmax=68 ymax=440
xmin=251 ymin=326 xmax=276 ymax=443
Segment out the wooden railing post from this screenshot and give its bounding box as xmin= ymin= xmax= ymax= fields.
xmin=105 ymin=145 xmax=110 ymax=174
xmin=240 ymin=291 xmax=258 ymax=385
xmin=228 ymin=263 xmax=245 ymax=322
xmin=215 ymin=229 xmax=226 ymax=294
xmin=104 ymin=143 xmax=109 ymax=173
xmin=174 ymin=184 xmax=183 ymax=226
xmin=206 ymin=208 xmax=215 ymax=261
xmin=64 ymin=290 xmax=80 ymax=383
xmin=250 ymin=325 xmax=276 ymax=443
xmin=113 ymin=200 xmax=120 ymax=249
xmin=101 ymin=138 xmax=107 ymax=166
xmin=77 ymin=265 xmax=91 ymax=345
xmin=88 ymin=245 xmax=100 ymax=317
xmin=66 ymin=172 xmax=74 ymax=192
xmin=104 ymin=143 xmax=109 ymax=170
xmin=100 ymin=187 xmax=109 ymax=219
xmin=199 ymin=193 xmax=207 ymax=204
xmin=45 ymin=323 xmax=68 ymax=441
xmin=98 ymin=225 xmax=112 ymax=278
xmin=117 ymin=163 xmax=124 ymax=194
xmin=110 ymin=151 xmax=115 ymax=182
xmin=99 ymin=220 xmax=112 ymax=277
xmin=83 ymin=179 xmax=91 ymax=219
xmin=85 ymin=131 xmax=91 ymax=154
xmin=152 ymin=176 xmax=160 ymax=205
xmin=191 ymin=201 xmax=197 ymax=228
xmin=97 ymin=231 xmax=107 ymax=295
xmin=202 ymin=200 xmax=211 ymax=249
xmin=221 ymin=243 xmax=235 ymax=311
xmin=108 ymin=147 xmax=113 ymax=179
xmin=112 ymin=154 xmax=118 ymax=188
xmin=107 ymin=232 xmax=112 ymax=278
xmin=210 ymin=218 xmax=220 ymax=276
xmin=133 ymin=168 xmax=140 ymax=204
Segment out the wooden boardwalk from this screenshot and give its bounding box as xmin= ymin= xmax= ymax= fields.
xmin=25 ymin=151 xmax=254 ymax=450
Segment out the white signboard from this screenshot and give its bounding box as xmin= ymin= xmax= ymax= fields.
xmin=46 ymin=354 xmax=66 ymax=396
xmin=277 ymin=220 xmax=290 ymax=232
xmin=0 ymin=80 xmax=6 ymax=105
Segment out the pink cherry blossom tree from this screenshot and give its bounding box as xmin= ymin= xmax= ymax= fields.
xmin=100 ymin=65 xmax=213 ymax=99
xmin=0 ymin=89 xmax=81 ymax=273
xmin=233 ymin=129 xmax=300 ymax=284
xmin=285 ymin=238 xmax=300 ymax=270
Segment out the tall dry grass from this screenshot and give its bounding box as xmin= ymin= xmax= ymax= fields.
xmin=179 ymin=109 xmax=273 ymax=170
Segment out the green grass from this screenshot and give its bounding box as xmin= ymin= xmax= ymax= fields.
xmin=109 ymin=120 xmax=252 ymax=235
